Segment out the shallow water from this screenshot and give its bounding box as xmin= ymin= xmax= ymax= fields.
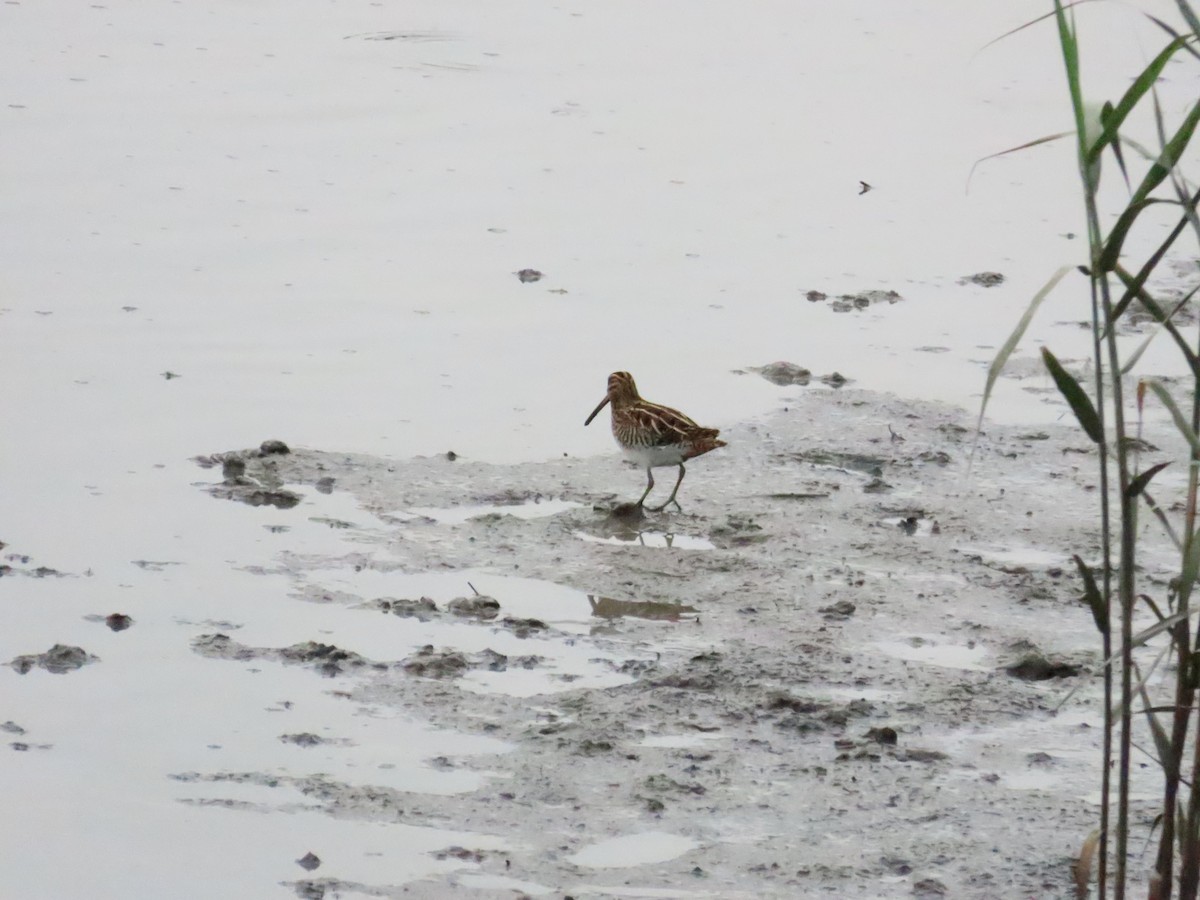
xmin=2 ymin=0 xmax=1195 ymax=896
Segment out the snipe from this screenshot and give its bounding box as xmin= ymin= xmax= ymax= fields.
xmin=584 ymin=371 xmax=726 ymax=512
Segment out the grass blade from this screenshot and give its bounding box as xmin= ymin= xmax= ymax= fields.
xmin=1100 ymin=99 xmax=1200 ymax=269
xmin=970 ymin=266 xmax=1072 ymax=472
xmin=1042 ymin=347 xmax=1104 ymax=443
xmin=1074 ymin=553 xmax=1109 ymax=633
xmin=967 ymin=132 xmax=1073 ymax=192
xmin=1085 ymin=33 xmax=1193 ymax=167
xmin=1128 ymin=462 xmax=1172 ymax=499
xmin=1137 ymin=671 xmax=1173 ymax=768
xmin=1145 ymin=380 xmax=1200 ymax=457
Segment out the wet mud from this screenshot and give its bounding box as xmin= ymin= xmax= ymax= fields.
xmin=176 ymin=386 xmax=1177 ymax=898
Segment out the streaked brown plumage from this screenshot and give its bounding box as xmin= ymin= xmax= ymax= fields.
xmin=584 ymin=371 xmax=726 ymax=511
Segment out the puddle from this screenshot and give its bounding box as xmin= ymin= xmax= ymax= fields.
xmin=575 ymin=531 xmax=715 ymax=550
xmin=391 ymin=499 xmax=582 ymax=525
xmin=874 ymin=636 xmax=989 ymax=671
xmin=273 ymin=570 xmax=659 ymax=695
xmin=955 ymin=545 xmax=1065 ymax=568
xmin=569 ymin=832 xmax=698 ymax=868
xmin=588 ymin=596 xmax=700 ymax=622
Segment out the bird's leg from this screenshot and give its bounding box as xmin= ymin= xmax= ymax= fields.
xmin=635 ymin=467 xmax=655 ymax=507
xmin=647 ymin=464 xmax=685 ymax=512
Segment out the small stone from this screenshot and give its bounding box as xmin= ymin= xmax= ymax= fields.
xmin=819 ymin=600 xmax=856 ymax=620
xmin=105 ymin=613 xmax=133 ymax=632
xmin=863 ymin=477 xmax=892 ymax=494
xmin=913 ymin=877 xmax=948 ymax=897
xmin=515 ymin=268 xmax=543 ymax=283
xmin=296 ymin=852 xmax=321 ymax=871
xmin=259 ymin=440 xmax=290 ymax=455
xmin=281 ymin=733 xmax=323 ymax=747
xmin=1006 ymin=652 xmax=1081 ymax=681
xmin=866 ymin=726 xmax=898 ymax=745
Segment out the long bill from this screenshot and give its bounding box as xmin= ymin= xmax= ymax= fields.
xmin=584 ymin=394 xmax=611 ymax=426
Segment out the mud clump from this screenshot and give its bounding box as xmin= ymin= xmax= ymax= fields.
xmin=827 ymin=289 xmax=904 ymax=312
xmin=709 ymin=514 xmax=764 ymax=547
xmin=11 ymin=644 xmax=97 ymax=675
xmin=1005 ymin=651 xmax=1082 ymax=681
xmin=376 ymin=597 xmax=439 ymax=620
xmin=447 ymin=595 xmax=501 ymax=620
xmin=192 ymin=635 xmax=379 ymax=677
xmin=400 ymin=646 xmax=540 ymax=677
xmin=280 ymin=733 xmax=325 ymax=747
xmin=501 ymin=616 xmax=548 ymax=637
xmin=754 ymin=361 xmax=812 ymax=386
xmin=961 ymin=271 xmax=1005 ymax=287
xmin=866 ymin=726 xmax=898 ymax=745
xmin=402 ymin=647 xmax=470 ymax=678
xmin=208 ymin=484 xmax=301 ymax=510
xmin=820 ymin=600 xmax=856 ymax=620
xmin=280 ymin=642 xmax=373 ymax=677
xmin=434 ymin=846 xmax=486 ymax=863
xmin=191 ymin=633 xmax=257 ymax=662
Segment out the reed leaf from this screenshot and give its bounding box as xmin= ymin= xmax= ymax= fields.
xmin=1042 ymin=347 xmax=1104 ymax=443
xmin=1137 ymin=670 xmax=1174 ymax=769
xmin=971 ymin=266 xmax=1072 ymax=469
xmin=1145 ymin=379 xmax=1200 ymax=457
xmin=1085 ymin=33 xmax=1194 ymax=167
xmin=1100 ymin=99 xmax=1200 ymax=269
xmin=1053 ymin=2 xmax=1090 ymax=185
xmin=1128 ymin=462 xmax=1172 ymax=499
xmin=1119 ymin=291 xmax=1200 ymax=375
xmin=1074 ymin=553 xmax=1108 ymax=633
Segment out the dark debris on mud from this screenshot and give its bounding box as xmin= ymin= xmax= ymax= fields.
xmin=10 ymin=644 xmax=97 ymax=675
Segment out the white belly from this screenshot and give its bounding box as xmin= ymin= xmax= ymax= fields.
xmin=621 ymin=443 xmax=685 ymax=469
